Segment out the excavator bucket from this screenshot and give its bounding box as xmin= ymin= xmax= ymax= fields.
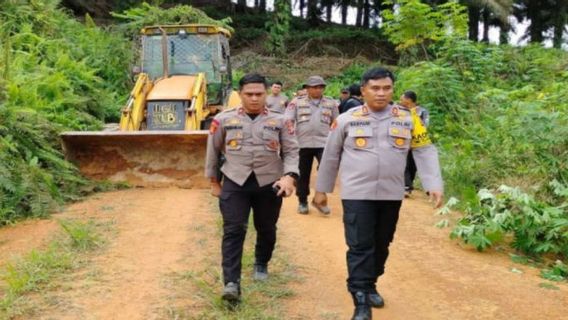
xmin=60 ymin=131 xmax=210 ymax=188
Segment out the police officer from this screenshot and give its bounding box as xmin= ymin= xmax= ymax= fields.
xmin=313 ymin=68 xmax=444 ymax=320
xmin=205 ymin=73 xmax=299 ymax=302
xmin=266 ymin=80 xmax=289 ymax=113
xmin=285 ymin=75 xmax=339 ymax=215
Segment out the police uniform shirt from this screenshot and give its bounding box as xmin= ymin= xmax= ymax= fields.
xmin=266 ymin=94 xmax=289 ymax=113
xmin=205 ymin=106 xmax=299 ymax=187
xmin=284 ymin=96 xmax=339 ymax=149
xmin=316 ymin=104 xmax=443 ymax=200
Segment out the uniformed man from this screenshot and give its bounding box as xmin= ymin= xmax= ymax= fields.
xmin=294 ymin=84 xmax=308 ymax=98
xmin=266 ymin=81 xmax=289 ymax=113
xmin=313 ymin=68 xmax=444 ymax=320
xmin=399 ymin=90 xmax=430 ymax=197
xmin=285 ymin=75 xmax=339 ymax=215
xmin=205 ymin=73 xmax=299 ymax=302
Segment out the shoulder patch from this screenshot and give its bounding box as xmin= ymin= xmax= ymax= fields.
xmin=209 ymin=119 xmax=220 ymax=134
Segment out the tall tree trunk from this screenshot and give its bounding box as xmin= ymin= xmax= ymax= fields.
xmin=259 ymin=0 xmax=266 ymax=12
xmin=307 ymin=0 xmax=319 ymax=26
xmin=326 ymin=2 xmax=332 ymax=23
xmin=236 ymin=0 xmax=247 ymax=13
xmin=499 ymin=24 xmax=509 ymax=45
xmin=363 ymin=0 xmax=370 ymax=28
xmin=299 ymin=0 xmax=305 ymax=18
xmin=254 ymin=0 xmax=259 ymax=8
xmin=341 ymin=1 xmax=348 ymax=25
xmin=526 ymin=1 xmax=545 ymax=43
xmin=356 ymin=0 xmax=363 ymax=27
xmin=482 ymin=7 xmax=490 ymax=43
xmin=552 ymin=4 xmax=567 ymax=48
xmin=468 ymin=5 xmax=480 ymax=41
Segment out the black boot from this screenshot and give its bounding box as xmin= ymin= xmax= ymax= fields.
xmin=368 ymin=290 xmax=385 ymax=308
xmin=351 ymin=291 xmax=372 ymax=320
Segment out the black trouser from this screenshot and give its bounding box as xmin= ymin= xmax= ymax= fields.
xmin=405 ymin=151 xmax=417 ymax=191
xmin=297 ymin=147 xmax=324 ymax=204
xmin=342 ymin=200 xmax=402 ymax=293
xmin=219 ymin=173 xmax=282 ymax=285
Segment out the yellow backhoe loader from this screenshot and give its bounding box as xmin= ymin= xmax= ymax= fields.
xmin=60 ymin=24 xmax=240 ymax=188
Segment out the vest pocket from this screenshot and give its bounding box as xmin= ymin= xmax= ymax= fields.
xmin=225 ymin=131 xmax=243 ymax=151
xmin=262 ymin=129 xmax=280 ymax=152
xmin=347 ymin=126 xmax=373 ymax=149
xmin=388 ymin=126 xmax=411 ymax=150
xmin=297 ymin=107 xmax=311 ymax=123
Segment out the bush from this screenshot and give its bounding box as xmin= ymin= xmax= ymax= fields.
xmin=0 ymin=0 xmax=132 ymax=224
xmin=444 ymin=185 xmax=568 ymax=258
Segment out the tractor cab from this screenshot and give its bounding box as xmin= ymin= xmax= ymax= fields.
xmin=140 ymin=24 xmax=234 ymax=107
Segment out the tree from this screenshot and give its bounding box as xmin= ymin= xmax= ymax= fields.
xmin=459 ymin=0 xmax=513 ymax=42
xmin=322 ymin=0 xmax=335 ymax=22
xmin=382 ymin=0 xmax=468 ymax=57
xmin=307 ymin=0 xmax=321 ymax=25
xmin=266 ymin=0 xmax=292 ymax=56
xmin=236 ymin=0 xmax=247 ymax=12
xmin=551 ymin=2 xmax=567 ymax=48
xmin=363 ymin=0 xmax=371 ymax=28
xmin=340 ymin=0 xmax=350 ymax=25
xmin=356 ymin=0 xmax=363 ymax=26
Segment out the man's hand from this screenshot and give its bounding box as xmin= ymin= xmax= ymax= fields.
xmin=210 ymin=181 xmax=222 ymax=197
xmin=273 ymin=175 xmax=295 ymax=197
xmin=313 ymin=192 xmax=328 ymax=208
xmin=429 ymin=191 xmax=444 ymax=209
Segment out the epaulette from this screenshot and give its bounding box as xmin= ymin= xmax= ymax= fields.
xmin=221 ymin=107 xmax=238 ymax=114
xmin=350 ymin=105 xmax=370 ymax=118
xmin=390 ymin=104 xmax=410 ymax=118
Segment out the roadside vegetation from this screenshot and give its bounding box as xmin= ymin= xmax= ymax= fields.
xmin=0 ymin=219 xmax=105 ymax=318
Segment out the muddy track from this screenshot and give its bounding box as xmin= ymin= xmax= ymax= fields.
xmin=0 ymin=189 xmax=566 ymax=319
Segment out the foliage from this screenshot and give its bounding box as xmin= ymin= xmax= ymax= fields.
xmin=395 ymin=40 xmax=568 ymax=201
xmin=59 ymin=219 xmax=103 ymax=251
xmin=541 ymin=260 xmax=568 ymax=282
xmin=0 ymin=0 xmax=133 ymax=225
xmin=265 ymin=0 xmax=292 ymax=56
xmin=382 ymin=0 xmax=468 ymax=53
xmin=110 ymin=2 xmax=234 ymax=36
xmin=441 ymin=185 xmax=567 ymax=259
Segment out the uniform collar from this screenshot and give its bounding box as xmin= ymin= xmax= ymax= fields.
xmin=364 ymin=103 xmax=397 ymax=120
xmin=237 ymin=106 xmax=269 ymax=115
xmin=236 ymin=106 xmax=269 ymax=121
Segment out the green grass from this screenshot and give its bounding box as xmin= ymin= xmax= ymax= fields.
xmin=160 ymin=203 xmax=300 ymax=319
xmin=59 ymin=219 xmax=103 ymax=251
xmin=0 ymin=219 xmax=106 ymax=318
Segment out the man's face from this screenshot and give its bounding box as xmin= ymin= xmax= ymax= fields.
xmin=307 ymin=85 xmax=325 ymax=99
xmin=400 ymin=95 xmax=413 ymax=108
xmin=271 ymin=84 xmax=282 ymax=95
xmin=400 ymin=95 xmax=410 ymax=108
xmin=362 ymin=78 xmax=393 ymax=111
xmin=340 ymin=91 xmax=349 ymax=101
xmin=297 ymin=89 xmax=307 ymax=96
xmin=239 ymin=83 xmax=267 ymax=113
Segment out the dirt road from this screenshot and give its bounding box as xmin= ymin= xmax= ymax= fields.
xmin=0 ymin=188 xmax=566 ymax=319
